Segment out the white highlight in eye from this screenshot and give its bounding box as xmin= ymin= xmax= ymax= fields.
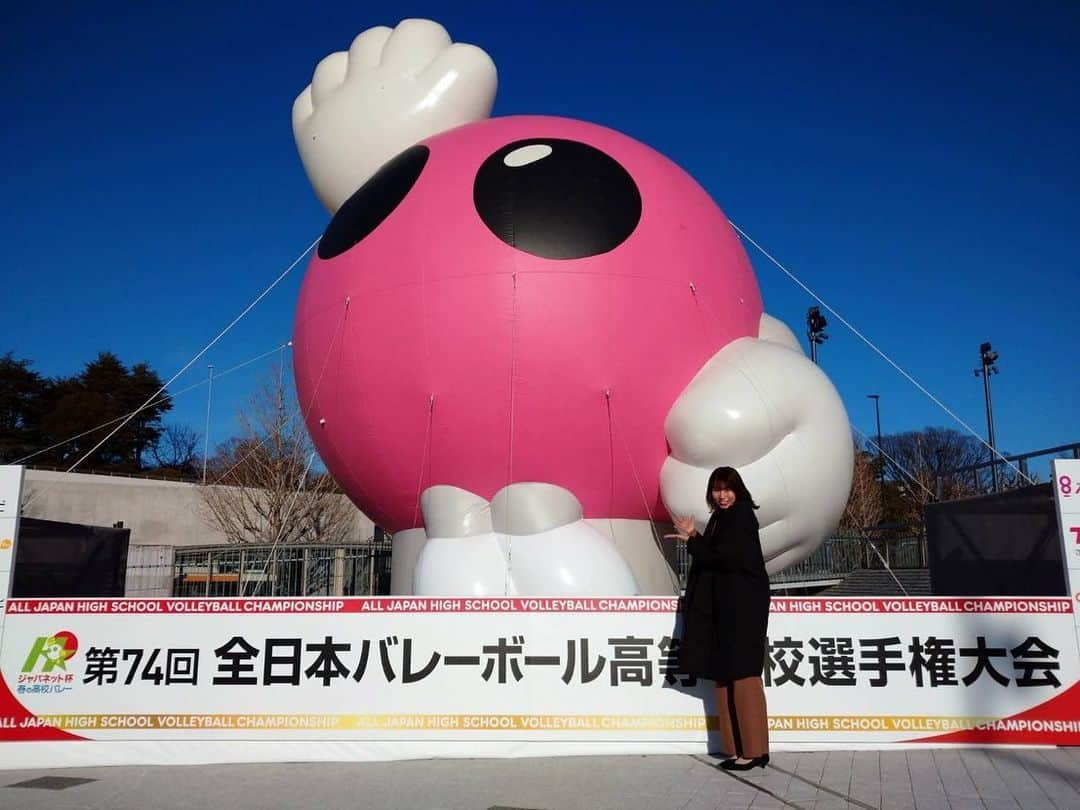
xmin=504 ymin=144 xmax=553 ymax=167
xmin=725 ymin=408 xmax=742 ymax=420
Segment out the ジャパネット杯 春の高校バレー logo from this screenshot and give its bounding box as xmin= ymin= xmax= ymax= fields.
xmin=21 ymin=631 xmax=78 ymax=673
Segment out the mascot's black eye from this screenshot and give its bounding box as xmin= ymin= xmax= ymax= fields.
xmin=318 ymin=145 xmax=429 ymax=260
xmin=473 ymin=139 xmax=641 ymax=260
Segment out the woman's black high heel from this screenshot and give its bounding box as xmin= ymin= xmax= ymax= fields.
xmin=721 ymin=753 xmax=769 ymax=771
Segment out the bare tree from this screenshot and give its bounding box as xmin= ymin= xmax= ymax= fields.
xmin=840 ymin=444 xmax=884 ymax=531
xmin=880 ymin=427 xmax=983 ymax=523
xmin=150 ymin=424 xmax=201 ymax=478
xmin=199 ymin=370 xmax=355 ymax=544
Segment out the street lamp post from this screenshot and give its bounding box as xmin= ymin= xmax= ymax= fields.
xmin=974 ymin=342 xmax=999 ymax=491
xmin=867 ymin=394 xmax=884 ymax=516
xmin=202 ymin=364 xmax=214 ymax=485
xmin=807 ymin=306 xmax=828 ymax=364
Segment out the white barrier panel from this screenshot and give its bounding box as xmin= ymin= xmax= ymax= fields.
xmin=1053 ymin=459 xmax=1080 ymax=650
xmin=1 ymin=595 xmax=1078 ymax=767
xmin=0 ymin=467 xmax=23 ymax=601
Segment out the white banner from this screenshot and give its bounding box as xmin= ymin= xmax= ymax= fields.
xmin=0 ymin=466 xmax=23 ymax=590
xmin=2 ymin=595 xmax=1078 ymax=767
xmin=1053 ymin=459 xmax=1080 ymax=588
xmin=0 ymin=466 xmax=25 ymax=655
xmin=1053 ymin=459 xmax=1080 ymax=647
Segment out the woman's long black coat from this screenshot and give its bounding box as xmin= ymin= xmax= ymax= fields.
xmin=679 ymin=500 xmax=770 ymax=683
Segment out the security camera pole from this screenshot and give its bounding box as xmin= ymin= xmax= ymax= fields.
xmin=807 ymin=306 xmax=828 ymax=365
xmin=867 ymin=394 xmax=884 ymax=515
xmin=974 ymin=342 xmax=999 ymax=491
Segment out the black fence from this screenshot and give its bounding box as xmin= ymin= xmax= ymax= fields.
xmin=13 ymin=518 xmax=130 ymax=597
xmin=925 ymin=483 xmax=1065 ymax=596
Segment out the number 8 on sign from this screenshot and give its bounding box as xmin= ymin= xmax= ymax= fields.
xmin=1061 ymin=475 xmax=1073 ymax=497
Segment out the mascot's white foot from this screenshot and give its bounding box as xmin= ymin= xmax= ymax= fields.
xmin=412 ymin=483 xmax=641 ymax=596
xmin=293 ymin=18 xmax=497 ymax=213
xmin=660 ymin=313 xmax=854 ymax=574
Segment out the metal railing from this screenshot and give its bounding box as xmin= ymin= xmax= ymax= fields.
xmin=127 ymin=530 xmax=926 ymax=598
xmin=946 ymin=442 xmax=1080 ymax=494
xmin=769 ymin=533 xmax=927 ymax=586
xmin=160 ymin=542 xmax=392 ymax=598
xmin=669 ymin=529 xmax=927 ymax=591
xmin=25 ymin=463 xmax=202 ymax=483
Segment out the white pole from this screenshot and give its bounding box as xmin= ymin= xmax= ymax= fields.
xmin=202 ymin=364 xmax=214 ymax=484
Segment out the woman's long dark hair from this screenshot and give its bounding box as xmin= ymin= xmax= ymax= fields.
xmin=705 ymin=466 xmax=760 ymax=511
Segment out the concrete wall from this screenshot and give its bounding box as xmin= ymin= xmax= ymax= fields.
xmin=21 ymin=469 xmax=375 ymax=548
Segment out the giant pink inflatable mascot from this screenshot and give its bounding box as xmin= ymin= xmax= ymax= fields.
xmin=291 ymin=20 xmax=853 ymax=595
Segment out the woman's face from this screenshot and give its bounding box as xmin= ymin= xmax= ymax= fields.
xmin=712 ymin=485 xmax=737 ymax=510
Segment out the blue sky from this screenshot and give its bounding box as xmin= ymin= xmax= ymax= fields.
xmin=2 ymin=2 xmax=1077 ymax=478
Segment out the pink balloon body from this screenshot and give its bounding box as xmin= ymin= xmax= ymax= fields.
xmin=293 ymin=116 xmax=762 ymax=532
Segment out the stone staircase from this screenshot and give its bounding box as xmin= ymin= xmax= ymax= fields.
xmin=821 ymin=567 xmax=932 ymax=596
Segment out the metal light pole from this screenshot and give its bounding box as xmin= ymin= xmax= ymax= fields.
xmin=278 ymin=343 xmax=287 ymax=416
xmin=974 ymin=342 xmax=999 ymax=491
xmin=202 ymin=364 xmax=214 ymax=484
xmin=807 ymin=306 xmax=829 ymax=364
xmin=867 ymin=394 xmax=884 ymax=516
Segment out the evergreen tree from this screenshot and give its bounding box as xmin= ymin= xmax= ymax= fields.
xmin=0 ymin=353 xmax=49 ymax=463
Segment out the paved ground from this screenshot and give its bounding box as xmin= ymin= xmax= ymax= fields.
xmin=3 ymin=748 xmax=1080 ymax=809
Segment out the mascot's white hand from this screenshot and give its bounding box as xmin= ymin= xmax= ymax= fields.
xmin=293 ymin=18 xmax=497 ymax=214
xmin=660 ymin=314 xmax=854 ymax=573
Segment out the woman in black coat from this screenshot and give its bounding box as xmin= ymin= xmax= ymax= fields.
xmin=668 ymin=466 xmax=770 ymax=770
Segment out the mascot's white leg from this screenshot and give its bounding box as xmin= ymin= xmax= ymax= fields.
xmin=586 ymin=518 xmax=680 ymax=595
xmin=660 ymin=314 xmax=854 ymax=574
xmin=408 ymin=483 xmax=641 ymax=596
